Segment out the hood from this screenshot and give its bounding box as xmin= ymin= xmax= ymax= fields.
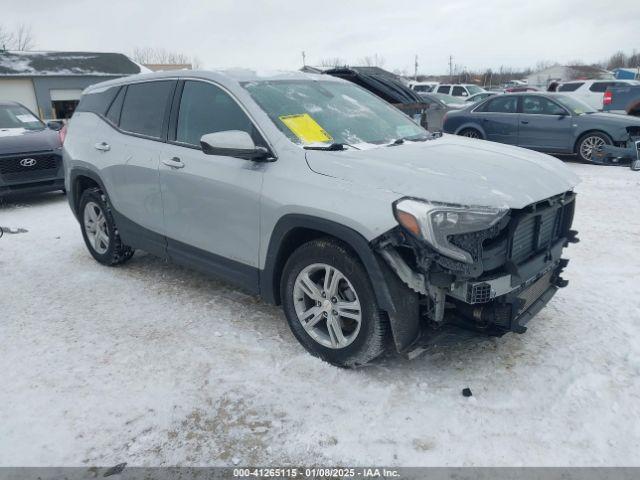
xmin=0 ymin=128 xmax=61 ymax=155
xmin=305 ymin=135 xmax=579 ymax=209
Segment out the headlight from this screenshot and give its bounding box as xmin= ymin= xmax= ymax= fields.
xmin=393 ymin=198 xmax=508 ymax=263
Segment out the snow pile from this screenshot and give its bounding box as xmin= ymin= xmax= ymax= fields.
xmin=0 ymin=162 xmax=639 ymax=466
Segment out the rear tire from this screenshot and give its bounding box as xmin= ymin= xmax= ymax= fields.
xmin=576 ymin=132 xmax=612 ymax=162
xmin=79 ymin=187 xmax=134 ymax=266
xmin=458 ymin=128 xmax=483 ymax=139
xmin=280 ymin=238 xmax=388 ymax=367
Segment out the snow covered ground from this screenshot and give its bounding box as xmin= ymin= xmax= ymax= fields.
xmin=0 ymin=162 xmax=639 ymax=467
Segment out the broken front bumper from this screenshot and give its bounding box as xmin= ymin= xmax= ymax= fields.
xmin=373 ymin=192 xmax=577 ymax=354
xmin=592 ymin=138 xmax=640 ymax=167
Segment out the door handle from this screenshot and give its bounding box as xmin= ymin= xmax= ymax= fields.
xmin=162 ymin=157 xmax=185 ymax=169
xmin=521 ymin=120 xmax=529 ymax=124
xmin=94 ymin=142 xmax=110 ymax=151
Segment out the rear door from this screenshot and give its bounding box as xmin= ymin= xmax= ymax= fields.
xmin=159 ymin=80 xmax=266 ymax=278
xmin=517 ymin=95 xmax=573 ymax=152
xmin=106 ymin=80 xmax=176 ymax=242
xmin=474 ymin=95 xmax=519 ymax=144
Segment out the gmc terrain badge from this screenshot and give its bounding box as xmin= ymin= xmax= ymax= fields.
xmin=19 ymin=158 xmax=37 ymax=167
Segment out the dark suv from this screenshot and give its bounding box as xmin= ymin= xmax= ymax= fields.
xmin=0 ymin=101 xmax=65 ymax=197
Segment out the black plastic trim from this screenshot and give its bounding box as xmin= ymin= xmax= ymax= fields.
xmin=260 ymin=214 xmax=397 ymax=313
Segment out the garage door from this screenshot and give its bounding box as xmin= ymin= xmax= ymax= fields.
xmin=50 ymin=89 xmax=83 ymax=101
xmin=0 ymin=79 xmax=38 ymax=114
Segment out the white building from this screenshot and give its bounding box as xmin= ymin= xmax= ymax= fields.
xmin=526 ymin=65 xmax=613 ymax=90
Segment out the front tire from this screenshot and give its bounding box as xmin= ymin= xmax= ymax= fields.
xmin=576 ymin=132 xmax=612 ymax=162
xmin=280 ymin=238 xmax=388 ymax=367
xmin=458 ymin=127 xmax=483 ymax=139
xmin=79 ymin=187 xmax=134 ymax=266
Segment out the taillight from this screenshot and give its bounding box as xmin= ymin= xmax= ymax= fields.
xmin=59 ymin=124 xmax=68 ymax=144
xmin=603 ymin=90 xmax=612 ymax=106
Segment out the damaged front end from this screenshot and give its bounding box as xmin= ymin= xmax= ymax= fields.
xmin=373 ymin=191 xmax=579 ymax=354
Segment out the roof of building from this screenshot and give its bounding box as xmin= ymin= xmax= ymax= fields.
xmin=0 ymin=51 xmax=147 ymax=77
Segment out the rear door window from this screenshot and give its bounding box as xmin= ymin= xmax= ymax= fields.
xmin=119 ymin=81 xmax=175 ymax=138
xmin=175 ymin=81 xmax=260 ymax=147
xmin=522 ymin=96 xmax=567 ymax=115
xmin=437 ymin=85 xmax=450 ymax=94
xmin=482 ymin=96 xmax=518 ymax=113
xmin=558 ymin=83 xmax=583 ymax=92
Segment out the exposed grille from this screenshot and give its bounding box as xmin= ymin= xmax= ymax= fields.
xmin=517 ymin=271 xmax=554 ymax=315
xmin=510 ymin=197 xmax=573 ymax=264
xmin=467 ymin=282 xmax=492 ymax=303
xmin=0 ymin=153 xmax=59 ymax=175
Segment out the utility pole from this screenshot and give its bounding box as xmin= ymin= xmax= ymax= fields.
xmin=301 ymin=51 xmax=306 ymax=67
xmin=449 ymin=54 xmax=454 ymax=83
xmin=414 ymin=55 xmax=418 ymax=81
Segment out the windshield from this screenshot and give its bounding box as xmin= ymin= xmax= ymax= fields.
xmin=0 ymin=105 xmax=44 ymax=130
xmin=242 ymin=80 xmax=426 ymax=146
xmin=466 ymin=85 xmax=484 ymax=95
xmin=554 ymin=95 xmax=597 ymax=115
xmin=433 ymin=93 xmax=465 ymax=106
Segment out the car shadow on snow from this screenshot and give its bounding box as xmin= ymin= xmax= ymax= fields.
xmin=0 ymin=190 xmax=67 ymax=210
xmin=109 ymin=249 xmax=536 ymax=378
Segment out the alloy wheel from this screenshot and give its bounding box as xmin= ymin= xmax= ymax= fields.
xmin=580 ymin=135 xmax=606 ymax=160
xmin=461 ymin=129 xmax=481 ymax=139
xmin=83 ymin=201 xmax=110 ymax=254
xmin=293 ymin=263 xmax=362 ymax=349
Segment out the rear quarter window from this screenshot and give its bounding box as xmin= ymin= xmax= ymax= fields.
xmin=589 ymin=82 xmax=613 ymax=93
xmin=558 ymin=83 xmax=584 ymax=92
xmin=76 ymin=87 xmax=120 ymax=116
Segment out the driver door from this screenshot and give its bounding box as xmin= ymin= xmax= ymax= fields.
xmin=159 ymin=80 xmax=267 ymax=284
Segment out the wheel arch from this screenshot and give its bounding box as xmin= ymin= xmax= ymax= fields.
xmin=573 ymin=129 xmax=613 ymax=154
xmin=68 ymin=167 xmax=108 ymax=219
xmin=260 ymin=215 xmax=396 ymax=315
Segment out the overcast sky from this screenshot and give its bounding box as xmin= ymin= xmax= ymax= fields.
xmin=2 ymin=0 xmax=638 ymax=74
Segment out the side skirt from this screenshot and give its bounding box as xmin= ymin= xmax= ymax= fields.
xmin=112 ymin=209 xmax=260 ymax=295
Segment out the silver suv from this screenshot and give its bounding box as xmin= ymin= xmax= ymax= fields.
xmin=63 ymin=70 xmax=579 ymax=367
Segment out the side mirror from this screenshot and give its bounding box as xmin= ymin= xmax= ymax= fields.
xmin=47 ymin=120 xmax=64 ymax=131
xmin=200 ymin=130 xmax=271 ymax=161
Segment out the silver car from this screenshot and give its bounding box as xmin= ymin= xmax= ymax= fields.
xmin=63 ymin=70 xmax=579 ymax=367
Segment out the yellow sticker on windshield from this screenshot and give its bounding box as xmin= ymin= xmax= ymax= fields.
xmin=279 ymin=113 xmax=333 ymax=144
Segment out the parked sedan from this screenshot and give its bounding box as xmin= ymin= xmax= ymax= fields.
xmin=0 ymin=101 xmax=65 ymax=196
xmin=464 ymin=91 xmax=500 ymax=104
xmin=443 ymin=93 xmax=640 ymax=162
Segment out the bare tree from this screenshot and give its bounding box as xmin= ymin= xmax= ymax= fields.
xmin=132 ymin=46 xmax=192 ymax=65
xmin=607 ymin=51 xmax=627 ymax=70
xmin=0 ymin=26 xmax=12 ymax=50
xmin=359 ymin=54 xmax=385 ymax=67
xmin=319 ymin=57 xmax=346 ymax=68
xmin=13 ymin=24 xmax=35 ymax=51
xmin=0 ymin=23 xmax=36 ymax=51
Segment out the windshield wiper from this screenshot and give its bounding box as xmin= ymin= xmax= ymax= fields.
xmin=303 ymin=143 xmax=347 ymax=151
xmin=386 ymin=135 xmax=430 ymax=147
